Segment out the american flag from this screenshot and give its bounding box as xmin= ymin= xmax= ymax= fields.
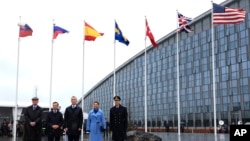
xmin=213 ymin=3 xmax=246 ymax=24
xmin=178 ymin=13 xmax=193 ymax=33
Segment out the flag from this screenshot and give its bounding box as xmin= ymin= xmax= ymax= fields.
xmin=178 ymin=13 xmax=193 ymax=33
xmin=145 ymin=18 xmax=158 ymax=47
xmin=18 ymin=22 xmax=33 ymax=37
xmin=115 ymin=21 xmax=129 ymax=46
xmin=84 ymin=22 xmax=104 ymax=41
xmin=53 ymin=25 xmax=69 ymax=39
xmin=213 ymin=3 xmax=246 ymax=24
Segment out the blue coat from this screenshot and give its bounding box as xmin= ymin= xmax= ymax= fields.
xmin=87 ymin=109 xmax=106 ymax=141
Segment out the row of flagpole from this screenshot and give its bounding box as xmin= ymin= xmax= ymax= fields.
xmin=174 ymin=1 xmax=246 ymax=139
xmin=12 ymin=2 xmax=246 ymax=140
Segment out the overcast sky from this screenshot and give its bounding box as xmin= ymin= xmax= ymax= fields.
xmin=0 ymin=0 xmax=225 ymax=112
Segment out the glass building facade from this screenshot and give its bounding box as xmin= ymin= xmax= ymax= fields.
xmin=79 ymin=0 xmax=250 ymax=128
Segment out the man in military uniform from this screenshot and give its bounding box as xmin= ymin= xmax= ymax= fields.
xmin=110 ymin=96 xmax=128 ymax=141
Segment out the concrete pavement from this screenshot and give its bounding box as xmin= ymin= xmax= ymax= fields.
xmin=0 ymin=132 xmax=229 ymax=141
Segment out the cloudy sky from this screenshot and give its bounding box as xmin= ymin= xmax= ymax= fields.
xmin=0 ymin=0 xmax=225 ymax=111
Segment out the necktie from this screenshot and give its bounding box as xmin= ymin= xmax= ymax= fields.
xmin=72 ymin=105 xmax=75 ymax=109
xmin=53 ymin=110 xmax=56 ymax=113
xmin=33 ymin=106 xmax=36 ymax=110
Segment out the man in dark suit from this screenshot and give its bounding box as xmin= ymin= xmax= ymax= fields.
xmin=110 ymin=96 xmax=128 ymax=141
xmin=64 ymin=96 xmax=83 ymax=141
xmin=46 ymin=101 xmax=63 ymax=141
xmin=23 ymin=97 xmax=43 ymax=141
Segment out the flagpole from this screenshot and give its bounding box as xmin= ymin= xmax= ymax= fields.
xmin=13 ymin=16 xmax=22 ymax=141
xmin=113 ymin=20 xmax=116 ymax=105
xmin=81 ymin=20 xmax=86 ymax=141
xmin=144 ymin=16 xmax=148 ymax=132
xmin=49 ymin=19 xmax=55 ymax=111
xmin=211 ymin=1 xmax=217 ymax=137
xmin=176 ymin=10 xmax=181 ymax=136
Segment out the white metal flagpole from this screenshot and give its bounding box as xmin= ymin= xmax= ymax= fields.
xmin=49 ymin=19 xmax=55 ymax=111
xmin=211 ymin=1 xmax=217 ymax=138
xmin=81 ymin=20 xmax=86 ymax=141
xmin=144 ymin=16 xmax=148 ymax=132
xmin=113 ymin=20 xmax=116 ymax=105
xmin=13 ymin=16 xmax=22 ymax=141
xmin=176 ymin=10 xmax=181 ymax=136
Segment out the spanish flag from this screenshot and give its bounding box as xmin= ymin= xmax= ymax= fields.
xmin=84 ymin=22 xmax=104 ymax=41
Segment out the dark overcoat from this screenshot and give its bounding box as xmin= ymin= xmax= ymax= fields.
xmin=64 ymin=106 xmax=83 ymax=136
xmin=23 ymin=105 xmax=43 ymax=141
xmin=46 ymin=110 xmax=63 ymax=136
xmin=110 ymin=105 xmax=128 ymax=141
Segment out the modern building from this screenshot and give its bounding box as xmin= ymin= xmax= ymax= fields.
xmin=79 ymin=0 xmax=250 ymax=129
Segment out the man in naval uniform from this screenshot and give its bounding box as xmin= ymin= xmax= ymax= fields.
xmin=109 ymin=96 xmax=128 ymax=141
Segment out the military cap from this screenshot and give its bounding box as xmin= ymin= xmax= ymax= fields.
xmin=113 ymin=96 xmax=121 ymax=101
xmin=31 ymin=97 xmax=39 ymax=100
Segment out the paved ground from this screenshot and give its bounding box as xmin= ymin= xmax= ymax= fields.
xmin=153 ymin=132 xmax=229 ymax=141
xmin=0 ymin=132 xmax=229 ymax=141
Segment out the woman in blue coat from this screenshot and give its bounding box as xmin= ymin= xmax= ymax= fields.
xmin=87 ymin=101 xmax=106 ymax=141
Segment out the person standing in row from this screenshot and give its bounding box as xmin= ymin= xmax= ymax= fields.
xmin=110 ymin=96 xmax=128 ymax=141
xmin=46 ymin=101 xmax=63 ymax=141
xmin=87 ymin=101 xmax=106 ymax=141
xmin=23 ymin=97 xmax=43 ymax=141
xmin=64 ymin=96 xmax=83 ymax=141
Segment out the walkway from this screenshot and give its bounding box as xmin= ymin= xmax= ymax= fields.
xmin=0 ymin=132 xmax=229 ymax=141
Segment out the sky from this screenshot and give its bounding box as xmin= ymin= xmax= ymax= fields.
xmin=0 ymin=0 xmax=226 ymax=112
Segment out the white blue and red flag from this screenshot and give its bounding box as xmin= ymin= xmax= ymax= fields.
xmin=178 ymin=13 xmax=193 ymax=33
xmin=18 ymin=22 xmax=33 ymax=37
xmin=213 ymin=3 xmax=245 ymax=24
xmin=53 ymin=24 xmax=69 ymax=39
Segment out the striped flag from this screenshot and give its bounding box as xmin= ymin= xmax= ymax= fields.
xmin=84 ymin=21 xmax=103 ymax=41
xmin=213 ymin=3 xmax=246 ymax=24
xmin=53 ymin=24 xmax=69 ymax=39
xmin=18 ymin=22 xmax=33 ymax=37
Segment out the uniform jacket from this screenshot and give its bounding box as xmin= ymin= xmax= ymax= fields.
xmin=110 ymin=105 xmax=128 ymax=140
xmin=64 ymin=106 xmax=83 ymax=136
xmin=23 ymin=105 xmax=43 ymax=141
xmin=46 ymin=110 xmax=63 ymax=135
xmin=87 ymin=109 xmax=106 ymax=141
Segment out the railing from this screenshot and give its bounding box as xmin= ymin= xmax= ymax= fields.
xmin=134 ymin=127 xmax=229 ymax=134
